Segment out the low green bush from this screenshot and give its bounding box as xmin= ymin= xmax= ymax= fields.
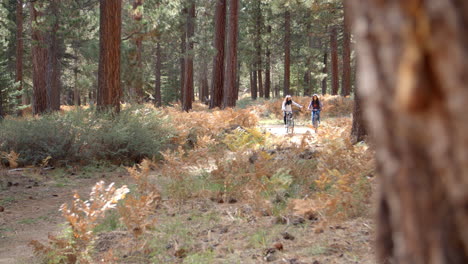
xmin=0 ymin=106 xmax=173 ymax=166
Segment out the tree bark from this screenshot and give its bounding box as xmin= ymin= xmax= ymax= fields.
xmin=322 ymin=50 xmax=328 ymax=95
xmin=46 ymin=0 xmax=61 ymax=111
xmin=200 ymin=61 xmax=209 ymax=104
xmin=350 ymin=0 xmax=468 ymax=263
xmin=132 ymin=0 xmax=144 ymax=100
xmin=180 ymin=9 xmax=186 ymax=104
xmin=210 ymin=0 xmax=226 ymax=108
xmin=154 ymin=42 xmax=162 ymax=107
xmin=182 ymin=1 xmax=195 ymax=112
xmin=97 ymin=0 xmax=122 ymax=113
xmin=30 ymin=2 xmax=48 ymax=115
xmin=265 ymin=25 xmax=271 ymax=99
xmin=350 ymin=85 xmax=366 ymax=144
xmin=251 ymin=69 xmax=258 ymax=100
xmin=16 ymin=0 xmax=24 ymax=109
xmin=223 ymin=0 xmax=238 ymax=108
xmin=255 ymin=1 xmax=263 ymax=98
xmin=330 ymin=26 xmax=339 ymax=95
xmin=341 ymin=0 xmax=351 ymax=97
xmin=284 ymin=10 xmax=291 ymax=96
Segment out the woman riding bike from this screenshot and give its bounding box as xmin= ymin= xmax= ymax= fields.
xmin=282 ymin=95 xmax=303 ymax=128
xmin=308 ymin=94 xmax=322 ymax=131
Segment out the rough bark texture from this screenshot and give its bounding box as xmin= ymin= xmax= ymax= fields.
xmin=321 ymin=51 xmax=327 ymax=95
xmin=132 ymin=0 xmax=144 ymax=100
xmin=330 ymin=26 xmax=339 ymax=95
xmin=223 ymin=0 xmax=238 ymax=108
xmin=97 ymin=0 xmax=122 ymax=113
xmin=350 ymin=85 xmax=366 ymax=144
xmin=46 ymin=0 xmax=61 ymax=111
xmin=154 ymin=42 xmax=162 ymax=107
xmin=30 ymin=2 xmax=48 ymax=115
xmin=341 ymin=1 xmax=351 ymax=97
xmin=210 ymin=0 xmax=226 ymax=108
xmin=182 ymin=1 xmax=195 ymax=112
xmin=350 ymin=0 xmax=468 ymax=263
xmin=16 ymin=0 xmax=23 ymax=107
xmin=284 ymin=10 xmax=291 ymax=96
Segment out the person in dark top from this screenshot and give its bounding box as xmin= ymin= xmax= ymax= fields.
xmin=308 ymin=94 xmax=323 ymax=128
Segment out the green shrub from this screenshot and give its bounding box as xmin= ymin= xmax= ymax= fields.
xmin=0 ymin=106 xmax=174 ymax=166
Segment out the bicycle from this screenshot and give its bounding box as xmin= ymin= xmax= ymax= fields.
xmin=285 ymin=111 xmax=295 ymax=134
xmin=311 ymin=110 xmax=320 ymax=133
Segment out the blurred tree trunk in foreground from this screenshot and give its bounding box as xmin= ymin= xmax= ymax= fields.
xmin=350 ymin=0 xmax=468 ymax=263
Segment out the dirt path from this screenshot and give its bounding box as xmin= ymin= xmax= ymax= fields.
xmin=0 ymin=169 xmax=124 ymax=264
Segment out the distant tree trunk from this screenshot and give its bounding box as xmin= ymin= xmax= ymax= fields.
xmin=304 ymin=71 xmax=310 ymax=96
xmin=200 ymin=61 xmax=209 ymax=104
xmin=341 ymin=1 xmax=351 ymax=97
xmin=180 ymin=9 xmax=186 ymax=103
xmin=30 ymin=2 xmax=48 ymax=115
xmin=321 ymin=50 xmax=328 ymax=95
xmin=350 ymin=0 xmax=468 ymax=263
xmin=255 ymin=2 xmax=263 ymax=98
xmin=251 ymin=69 xmax=258 ymax=100
xmin=182 ymin=1 xmax=195 ymax=112
xmin=154 ymin=42 xmax=162 ymax=107
xmin=330 ymin=26 xmax=339 ymax=95
xmin=304 ymin=21 xmax=312 ymax=97
xmin=97 ymin=0 xmax=122 ymax=113
xmin=235 ymin=60 xmax=240 ymax=99
xmin=132 ymin=0 xmax=144 ymax=100
xmin=265 ymin=25 xmax=271 ymax=99
xmin=46 ymin=0 xmax=61 ymax=111
xmin=73 ymin=47 xmax=80 ymax=106
xmin=223 ymin=0 xmax=238 ymax=108
xmin=16 ymin=0 xmax=24 ymax=109
xmin=350 ymin=86 xmax=366 ymax=143
xmin=284 ymin=10 xmax=291 ymax=96
xmin=210 ymin=0 xmax=226 ymax=108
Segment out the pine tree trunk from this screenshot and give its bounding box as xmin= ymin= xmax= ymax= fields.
xmin=265 ymin=25 xmax=271 ymax=99
xmin=341 ymin=0 xmax=351 ymax=97
xmin=97 ymin=0 xmax=122 ymax=113
xmin=223 ymin=0 xmax=238 ymax=108
xmin=154 ymin=42 xmax=162 ymax=107
xmin=330 ymin=26 xmax=339 ymax=95
xmin=251 ymin=69 xmax=258 ymax=100
xmin=16 ymin=0 xmax=24 ymax=109
xmin=46 ymin=0 xmax=61 ymax=111
xmin=200 ymin=61 xmax=209 ymax=104
xmin=30 ymin=2 xmax=48 ymax=115
xmin=132 ymin=0 xmax=144 ymax=100
xmin=350 ymin=0 xmax=468 ymax=263
xmin=182 ymin=1 xmax=195 ymax=112
xmin=350 ymin=85 xmax=366 ymax=144
xmin=322 ymin=50 xmax=327 ymax=95
xmin=284 ymin=10 xmax=291 ymax=96
xmin=255 ymin=2 xmax=263 ymax=98
xmin=304 ymin=71 xmax=310 ymax=96
xmin=73 ymin=49 xmax=79 ymax=106
xmin=180 ymin=10 xmax=186 ymax=104
xmin=210 ymin=0 xmax=226 ymax=108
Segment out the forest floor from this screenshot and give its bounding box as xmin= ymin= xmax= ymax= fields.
xmin=0 ymin=167 xmax=128 ymax=264
xmin=0 ymin=104 xmax=376 ymax=264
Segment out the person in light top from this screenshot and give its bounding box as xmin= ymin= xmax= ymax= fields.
xmin=281 ymin=95 xmax=303 ymax=127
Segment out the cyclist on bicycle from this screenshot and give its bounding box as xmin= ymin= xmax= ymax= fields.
xmin=282 ymin=95 xmax=303 ymax=127
xmin=308 ymin=94 xmax=323 ymax=128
